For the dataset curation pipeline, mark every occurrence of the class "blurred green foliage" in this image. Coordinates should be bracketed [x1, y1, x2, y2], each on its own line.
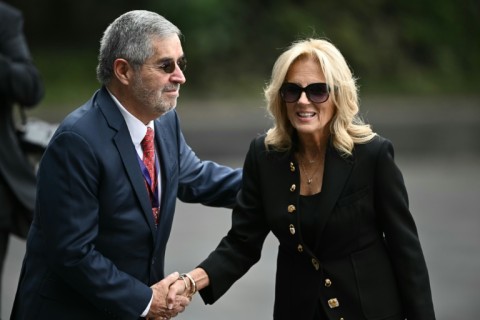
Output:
[6, 0, 480, 107]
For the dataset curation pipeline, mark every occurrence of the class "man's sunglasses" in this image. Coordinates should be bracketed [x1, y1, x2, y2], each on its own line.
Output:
[279, 82, 330, 103]
[157, 57, 187, 74]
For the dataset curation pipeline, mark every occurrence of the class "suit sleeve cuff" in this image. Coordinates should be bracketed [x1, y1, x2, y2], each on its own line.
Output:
[140, 290, 153, 317]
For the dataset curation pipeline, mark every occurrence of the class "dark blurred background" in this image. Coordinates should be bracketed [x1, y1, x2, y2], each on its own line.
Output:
[5, 0, 480, 106]
[2, 0, 480, 319]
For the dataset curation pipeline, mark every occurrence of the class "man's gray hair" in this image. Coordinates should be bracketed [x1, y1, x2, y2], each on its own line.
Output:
[96, 10, 181, 85]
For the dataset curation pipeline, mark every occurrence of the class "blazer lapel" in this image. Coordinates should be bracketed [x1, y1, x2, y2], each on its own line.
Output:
[114, 131, 158, 235]
[313, 143, 354, 248]
[97, 88, 158, 237]
[153, 116, 175, 229]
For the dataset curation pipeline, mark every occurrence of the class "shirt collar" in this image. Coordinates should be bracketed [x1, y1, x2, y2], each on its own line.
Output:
[107, 89, 154, 146]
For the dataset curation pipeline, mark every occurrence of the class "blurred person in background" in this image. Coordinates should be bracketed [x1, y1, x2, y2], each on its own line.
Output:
[169, 38, 436, 320]
[0, 1, 44, 315]
[10, 10, 241, 320]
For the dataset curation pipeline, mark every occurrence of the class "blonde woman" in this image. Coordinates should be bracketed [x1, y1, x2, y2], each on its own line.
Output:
[170, 38, 436, 320]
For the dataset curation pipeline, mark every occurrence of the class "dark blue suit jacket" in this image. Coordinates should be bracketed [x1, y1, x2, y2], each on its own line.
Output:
[11, 87, 241, 319]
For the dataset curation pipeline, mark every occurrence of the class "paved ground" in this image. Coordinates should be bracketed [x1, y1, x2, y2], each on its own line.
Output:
[2, 95, 479, 319]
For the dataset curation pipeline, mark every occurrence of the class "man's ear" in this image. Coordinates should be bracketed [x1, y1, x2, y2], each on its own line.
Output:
[113, 58, 134, 85]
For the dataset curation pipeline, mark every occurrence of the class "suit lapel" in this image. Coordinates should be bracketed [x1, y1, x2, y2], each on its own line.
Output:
[153, 116, 175, 229]
[114, 131, 158, 236]
[97, 88, 158, 237]
[313, 143, 354, 248]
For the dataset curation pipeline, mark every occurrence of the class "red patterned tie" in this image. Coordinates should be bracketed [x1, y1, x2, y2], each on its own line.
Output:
[141, 127, 159, 223]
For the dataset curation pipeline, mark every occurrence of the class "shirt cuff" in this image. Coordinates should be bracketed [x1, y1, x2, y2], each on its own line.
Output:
[140, 291, 153, 317]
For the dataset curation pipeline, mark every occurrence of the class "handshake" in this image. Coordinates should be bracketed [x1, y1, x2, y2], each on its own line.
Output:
[146, 269, 204, 320]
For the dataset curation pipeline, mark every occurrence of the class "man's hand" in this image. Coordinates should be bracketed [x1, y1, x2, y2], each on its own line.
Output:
[166, 276, 190, 309]
[146, 272, 190, 319]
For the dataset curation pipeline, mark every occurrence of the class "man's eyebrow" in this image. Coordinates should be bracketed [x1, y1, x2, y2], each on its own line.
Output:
[153, 55, 185, 64]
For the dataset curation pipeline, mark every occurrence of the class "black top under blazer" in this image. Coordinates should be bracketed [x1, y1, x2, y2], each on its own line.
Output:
[199, 134, 436, 320]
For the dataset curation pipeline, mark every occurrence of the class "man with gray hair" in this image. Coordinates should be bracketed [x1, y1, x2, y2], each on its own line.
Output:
[11, 10, 241, 320]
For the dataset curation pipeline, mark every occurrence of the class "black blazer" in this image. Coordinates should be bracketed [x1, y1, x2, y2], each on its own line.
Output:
[199, 134, 435, 320]
[0, 2, 44, 233]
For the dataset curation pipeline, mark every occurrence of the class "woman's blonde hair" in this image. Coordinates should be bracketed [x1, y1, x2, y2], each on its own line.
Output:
[264, 38, 376, 156]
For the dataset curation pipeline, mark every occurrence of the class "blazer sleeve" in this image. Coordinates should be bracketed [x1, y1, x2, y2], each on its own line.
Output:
[36, 130, 152, 318]
[198, 138, 271, 304]
[374, 139, 436, 320]
[0, 5, 44, 107]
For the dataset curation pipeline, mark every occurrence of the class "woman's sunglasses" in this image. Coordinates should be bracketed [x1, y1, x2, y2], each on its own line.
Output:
[279, 82, 330, 103]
